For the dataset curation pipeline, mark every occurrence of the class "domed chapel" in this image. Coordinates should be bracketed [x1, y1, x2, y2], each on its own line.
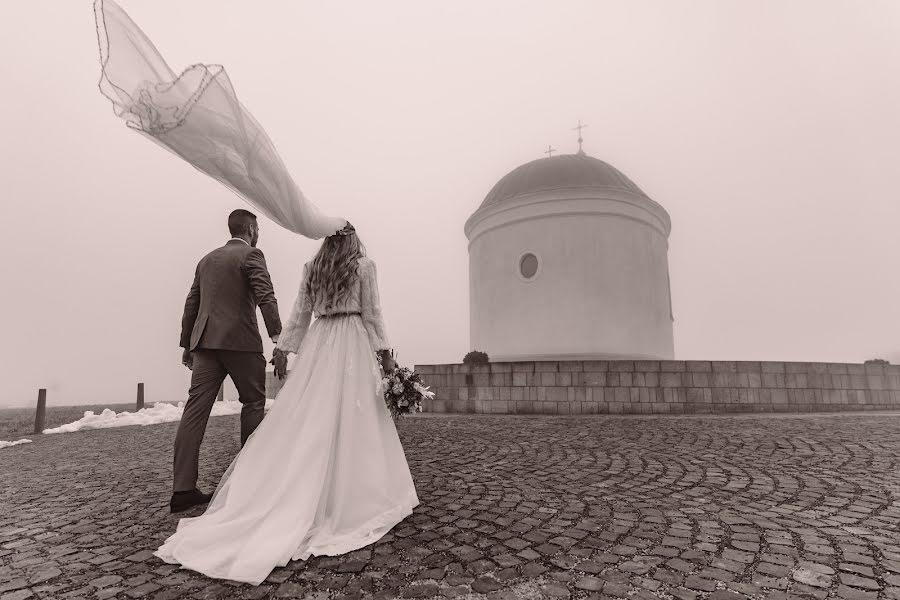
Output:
[464, 129, 675, 361]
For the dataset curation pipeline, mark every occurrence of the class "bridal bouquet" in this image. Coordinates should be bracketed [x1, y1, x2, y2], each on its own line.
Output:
[382, 360, 434, 419]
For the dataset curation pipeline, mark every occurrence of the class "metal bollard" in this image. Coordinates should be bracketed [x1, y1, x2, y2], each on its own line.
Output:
[137, 382, 145, 411]
[34, 389, 47, 434]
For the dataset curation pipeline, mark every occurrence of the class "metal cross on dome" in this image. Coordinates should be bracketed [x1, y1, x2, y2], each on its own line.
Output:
[573, 120, 588, 154]
[544, 145, 555, 158]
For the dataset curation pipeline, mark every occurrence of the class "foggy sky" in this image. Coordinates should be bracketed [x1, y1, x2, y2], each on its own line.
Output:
[1, 1, 898, 407]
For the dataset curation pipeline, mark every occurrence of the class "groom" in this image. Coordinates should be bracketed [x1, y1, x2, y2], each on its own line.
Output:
[171, 209, 282, 513]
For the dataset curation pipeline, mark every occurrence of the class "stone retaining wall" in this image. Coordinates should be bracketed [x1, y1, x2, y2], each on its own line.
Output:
[413, 360, 900, 415]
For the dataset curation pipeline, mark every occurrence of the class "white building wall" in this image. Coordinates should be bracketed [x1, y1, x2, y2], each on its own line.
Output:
[467, 189, 674, 361]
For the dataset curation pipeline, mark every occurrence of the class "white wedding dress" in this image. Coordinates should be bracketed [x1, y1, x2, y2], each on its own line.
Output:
[155, 256, 419, 585]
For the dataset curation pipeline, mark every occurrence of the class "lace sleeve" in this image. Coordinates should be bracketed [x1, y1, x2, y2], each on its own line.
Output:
[275, 263, 312, 354]
[360, 259, 391, 352]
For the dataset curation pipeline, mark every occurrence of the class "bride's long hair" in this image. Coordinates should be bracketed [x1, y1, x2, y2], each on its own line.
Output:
[305, 225, 366, 311]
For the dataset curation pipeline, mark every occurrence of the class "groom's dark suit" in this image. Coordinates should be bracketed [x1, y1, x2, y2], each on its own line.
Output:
[174, 239, 282, 493]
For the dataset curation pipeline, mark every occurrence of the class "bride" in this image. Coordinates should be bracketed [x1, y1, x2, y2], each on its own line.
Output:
[93, 0, 419, 583]
[154, 222, 419, 584]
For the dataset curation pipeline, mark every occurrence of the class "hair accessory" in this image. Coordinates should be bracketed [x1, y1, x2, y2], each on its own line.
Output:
[331, 222, 356, 237]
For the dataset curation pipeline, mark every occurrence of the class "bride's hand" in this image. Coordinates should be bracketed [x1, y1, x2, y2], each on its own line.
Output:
[378, 350, 396, 373]
[272, 349, 289, 380]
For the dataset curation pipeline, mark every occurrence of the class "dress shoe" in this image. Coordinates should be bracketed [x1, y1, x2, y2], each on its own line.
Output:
[170, 488, 213, 513]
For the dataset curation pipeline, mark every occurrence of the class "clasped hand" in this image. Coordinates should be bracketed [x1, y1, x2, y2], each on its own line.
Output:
[271, 348, 289, 380]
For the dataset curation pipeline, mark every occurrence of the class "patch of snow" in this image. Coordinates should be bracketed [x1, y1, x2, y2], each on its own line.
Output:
[0, 439, 33, 449]
[42, 400, 274, 435]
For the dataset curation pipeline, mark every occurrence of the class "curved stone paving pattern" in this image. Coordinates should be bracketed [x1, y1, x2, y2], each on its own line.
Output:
[1, 413, 899, 600]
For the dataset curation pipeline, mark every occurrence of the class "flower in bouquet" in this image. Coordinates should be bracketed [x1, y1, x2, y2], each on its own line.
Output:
[381, 353, 433, 418]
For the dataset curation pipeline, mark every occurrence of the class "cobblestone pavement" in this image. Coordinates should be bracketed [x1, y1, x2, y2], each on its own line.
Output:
[2, 412, 900, 600]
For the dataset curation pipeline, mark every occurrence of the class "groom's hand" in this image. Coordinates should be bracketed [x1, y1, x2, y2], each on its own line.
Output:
[182, 348, 194, 371]
[272, 349, 288, 380]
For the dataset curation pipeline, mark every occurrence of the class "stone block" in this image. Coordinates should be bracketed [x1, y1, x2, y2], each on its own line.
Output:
[607, 372, 620, 386]
[415, 364, 437, 375]
[808, 362, 828, 374]
[556, 372, 573, 386]
[613, 387, 629, 404]
[499, 387, 511, 401]
[619, 372, 634, 386]
[512, 362, 535, 373]
[558, 361, 584, 372]
[661, 373, 683, 388]
[446, 374, 465, 386]
[428, 400, 446, 413]
[547, 387, 568, 402]
[492, 401, 509, 413]
[580, 372, 607, 386]
[888, 375, 900, 389]
[643, 372, 660, 387]
[610, 361, 635, 372]
[536, 386, 547, 401]
[476, 387, 493, 401]
[539, 372, 556, 386]
[847, 363, 866, 375]
[687, 388, 710, 404]
[690, 372, 710, 387]
[535, 362, 559, 373]
[712, 373, 737, 388]
[886, 364, 900, 375]
[687, 361, 712, 373]
[661, 361, 686, 372]
[712, 361, 737, 372]
[490, 373, 511, 386]
[867, 376, 885, 390]
[761, 362, 785, 373]
[608, 401, 623, 414]
[630, 387, 641, 402]
[761, 373, 784, 388]
[490, 362, 513, 373]
[849, 375, 869, 390]
[635, 360, 661, 372]
[458, 387, 469, 401]
[583, 360, 609, 372]
[785, 374, 807, 388]
[472, 374, 490, 386]
[771, 389, 788, 404]
[864, 362, 885, 375]
[826, 362, 849, 374]
[525, 373, 540, 386]
[785, 362, 808, 374]
[591, 387, 605, 402]
[510, 387, 525, 401]
[736, 361, 762, 372]
[582, 401, 600, 414]
[511, 372, 527, 387]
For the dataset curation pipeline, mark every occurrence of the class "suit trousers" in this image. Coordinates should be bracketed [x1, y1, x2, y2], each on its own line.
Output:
[173, 349, 267, 492]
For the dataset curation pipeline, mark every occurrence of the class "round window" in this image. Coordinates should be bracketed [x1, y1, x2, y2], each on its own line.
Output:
[519, 253, 539, 279]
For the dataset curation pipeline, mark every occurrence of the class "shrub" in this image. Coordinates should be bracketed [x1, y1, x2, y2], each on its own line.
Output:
[463, 350, 490, 365]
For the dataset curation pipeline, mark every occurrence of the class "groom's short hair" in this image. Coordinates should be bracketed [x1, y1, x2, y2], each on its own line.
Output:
[228, 209, 257, 236]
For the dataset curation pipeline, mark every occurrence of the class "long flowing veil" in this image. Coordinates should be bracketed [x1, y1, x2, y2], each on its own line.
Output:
[93, 0, 347, 239]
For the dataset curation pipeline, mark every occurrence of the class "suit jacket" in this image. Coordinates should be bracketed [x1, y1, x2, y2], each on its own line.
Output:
[180, 240, 282, 353]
